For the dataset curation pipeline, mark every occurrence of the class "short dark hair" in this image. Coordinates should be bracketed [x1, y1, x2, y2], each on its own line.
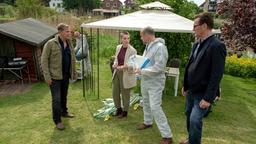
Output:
[195, 13, 214, 29]
[120, 31, 129, 38]
[141, 26, 155, 36]
[57, 23, 69, 33]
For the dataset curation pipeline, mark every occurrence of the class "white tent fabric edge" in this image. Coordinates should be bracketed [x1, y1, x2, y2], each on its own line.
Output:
[81, 10, 194, 33]
[81, 10, 220, 34]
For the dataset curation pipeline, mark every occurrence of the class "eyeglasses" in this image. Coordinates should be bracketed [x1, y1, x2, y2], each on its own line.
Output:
[193, 24, 201, 29]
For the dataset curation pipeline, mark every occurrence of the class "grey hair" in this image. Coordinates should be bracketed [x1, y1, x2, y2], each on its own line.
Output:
[141, 26, 155, 36]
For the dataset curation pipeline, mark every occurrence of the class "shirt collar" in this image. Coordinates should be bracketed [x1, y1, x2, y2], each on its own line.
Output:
[197, 33, 213, 44]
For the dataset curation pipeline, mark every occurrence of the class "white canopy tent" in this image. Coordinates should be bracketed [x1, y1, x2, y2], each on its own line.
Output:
[81, 10, 195, 33]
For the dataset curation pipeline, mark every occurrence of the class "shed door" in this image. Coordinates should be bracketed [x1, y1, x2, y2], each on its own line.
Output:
[0, 35, 15, 57]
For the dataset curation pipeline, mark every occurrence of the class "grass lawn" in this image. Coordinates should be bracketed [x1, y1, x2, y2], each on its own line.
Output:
[0, 59, 255, 144]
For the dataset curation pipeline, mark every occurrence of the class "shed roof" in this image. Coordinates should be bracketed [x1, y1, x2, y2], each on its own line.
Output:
[0, 18, 57, 47]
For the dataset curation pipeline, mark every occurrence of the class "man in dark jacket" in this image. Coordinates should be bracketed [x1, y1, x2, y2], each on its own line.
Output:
[180, 13, 227, 144]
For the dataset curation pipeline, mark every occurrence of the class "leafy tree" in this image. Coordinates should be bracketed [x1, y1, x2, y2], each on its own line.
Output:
[16, 0, 44, 18]
[63, 0, 100, 12]
[217, 0, 256, 52]
[0, 3, 14, 17]
[134, 0, 201, 19]
[0, 0, 15, 5]
[41, 0, 50, 6]
[63, 0, 79, 10]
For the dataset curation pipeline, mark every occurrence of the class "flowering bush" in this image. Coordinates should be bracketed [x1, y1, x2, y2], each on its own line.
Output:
[225, 55, 256, 78]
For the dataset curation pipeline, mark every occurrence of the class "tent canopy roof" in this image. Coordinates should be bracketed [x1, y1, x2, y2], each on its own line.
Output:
[81, 1, 220, 34]
[82, 10, 195, 33]
[140, 1, 173, 10]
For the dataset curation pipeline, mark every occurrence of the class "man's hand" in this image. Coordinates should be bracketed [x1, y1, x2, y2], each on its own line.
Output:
[181, 87, 188, 97]
[46, 79, 52, 86]
[199, 99, 211, 109]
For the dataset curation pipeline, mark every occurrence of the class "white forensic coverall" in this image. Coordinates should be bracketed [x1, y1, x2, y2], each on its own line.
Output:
[75, 34, 91, 76]
[141, 38, 173, 138]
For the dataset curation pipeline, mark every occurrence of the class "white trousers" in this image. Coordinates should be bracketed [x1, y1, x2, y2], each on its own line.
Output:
[141, 78, 173, 138]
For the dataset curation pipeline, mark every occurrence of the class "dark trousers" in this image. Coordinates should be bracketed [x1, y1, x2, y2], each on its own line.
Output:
[185, 92, 208, 144]
[50, 76, 69, 124]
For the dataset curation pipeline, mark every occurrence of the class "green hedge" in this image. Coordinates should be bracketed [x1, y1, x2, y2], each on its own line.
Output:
[225, 55, 256, 78]
[129, 31, 193, 66]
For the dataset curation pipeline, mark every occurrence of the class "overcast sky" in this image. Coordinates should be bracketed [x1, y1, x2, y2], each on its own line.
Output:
[120, 0, 205, 6]
[189, 0, 204, 5]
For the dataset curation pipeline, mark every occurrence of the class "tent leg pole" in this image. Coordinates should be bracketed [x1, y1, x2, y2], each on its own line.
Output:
[81, 27, 85, 98]
[90, 28, 94, 93]
[97, 28, 100, 100]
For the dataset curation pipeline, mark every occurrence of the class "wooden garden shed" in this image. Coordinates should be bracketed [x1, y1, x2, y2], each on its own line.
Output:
[0, 18, 57, 82]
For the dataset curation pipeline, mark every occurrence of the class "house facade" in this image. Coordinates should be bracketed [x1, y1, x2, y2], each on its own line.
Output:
[102, 0, 122, 10]
[93, 0, 122, 18]
[200, 0, 223, 13]
[49, 0, 64, 12]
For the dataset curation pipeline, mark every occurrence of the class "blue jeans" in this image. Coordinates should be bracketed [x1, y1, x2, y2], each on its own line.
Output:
[185, 92, 208, 144]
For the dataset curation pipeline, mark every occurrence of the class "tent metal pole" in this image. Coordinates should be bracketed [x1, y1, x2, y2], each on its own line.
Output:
[81, 27, 85, 98]
[97, 28, 100, 99]
[90, 28, 94, 92]
[118, 30, 121, 44]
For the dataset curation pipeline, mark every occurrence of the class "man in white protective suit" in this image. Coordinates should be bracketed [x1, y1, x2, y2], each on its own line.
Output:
[135, 26, 173, 144]
[73, 31, 91, 76]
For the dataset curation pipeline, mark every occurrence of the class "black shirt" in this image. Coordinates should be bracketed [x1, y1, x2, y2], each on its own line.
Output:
[58, 37, 71, 78]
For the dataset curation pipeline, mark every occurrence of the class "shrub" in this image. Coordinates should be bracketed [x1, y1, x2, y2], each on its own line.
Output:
[225, 55, 256, 78]
[129, 31, 193, 66]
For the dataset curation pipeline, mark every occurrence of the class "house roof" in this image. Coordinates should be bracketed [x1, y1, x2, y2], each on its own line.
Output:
[0, 18, 57, 47]
[199, 2, 206, 7]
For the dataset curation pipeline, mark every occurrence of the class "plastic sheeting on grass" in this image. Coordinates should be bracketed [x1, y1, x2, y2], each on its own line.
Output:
[93, 93, 142, 121]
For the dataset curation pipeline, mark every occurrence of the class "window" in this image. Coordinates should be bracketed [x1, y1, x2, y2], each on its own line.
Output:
[57, 3, 61, 7]
[106, 3, 110, 7]
[113, 3, 117, 7]
[208, 5, 216, 12]
[53, 3, 55, 7]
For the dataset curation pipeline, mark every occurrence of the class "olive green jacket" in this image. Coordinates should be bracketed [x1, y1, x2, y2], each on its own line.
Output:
[41, 35, 77, 81]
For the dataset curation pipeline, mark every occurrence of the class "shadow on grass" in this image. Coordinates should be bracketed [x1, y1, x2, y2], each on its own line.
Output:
[50, 119, 85, 144]
[0, 82, 49, 108]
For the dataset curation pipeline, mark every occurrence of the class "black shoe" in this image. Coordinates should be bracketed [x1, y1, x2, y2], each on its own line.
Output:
[114, 108, 123, 116]
[62, 113, 75, 118]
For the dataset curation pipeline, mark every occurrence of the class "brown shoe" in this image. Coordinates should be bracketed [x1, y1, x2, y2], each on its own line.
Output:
[179, 139, 189, 144]
[137, 123, 152, 130]
[117, 111, 127, 119]
[160, 138, 173, 144]
[56, 122, 65, 130]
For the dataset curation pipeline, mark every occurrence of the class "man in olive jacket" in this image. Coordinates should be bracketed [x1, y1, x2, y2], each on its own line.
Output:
[41, 23, 77, 130]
